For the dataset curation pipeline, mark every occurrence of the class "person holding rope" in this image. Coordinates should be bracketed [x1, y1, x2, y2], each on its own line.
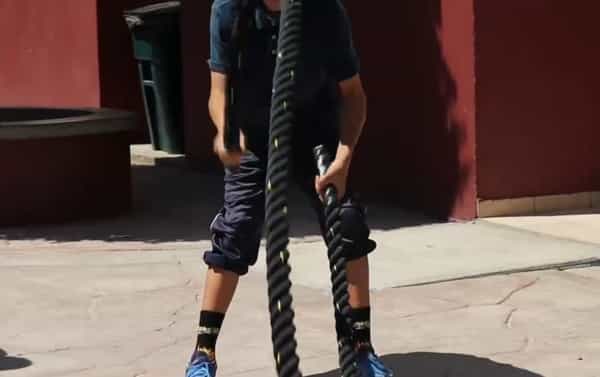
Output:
[186, 1, 393, 377]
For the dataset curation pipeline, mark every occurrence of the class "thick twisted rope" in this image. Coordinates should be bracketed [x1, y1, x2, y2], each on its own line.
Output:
[265, 2, 359, 377]
[313, 146, 360, 377]
[265, 1, 302, 377]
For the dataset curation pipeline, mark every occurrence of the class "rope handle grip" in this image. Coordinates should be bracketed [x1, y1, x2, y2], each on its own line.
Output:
[313, 145, 338, 205]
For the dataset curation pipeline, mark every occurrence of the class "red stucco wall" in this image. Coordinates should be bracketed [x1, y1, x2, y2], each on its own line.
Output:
[6, 0, 599, 220]
[345, 0, 477, 219]
[475, 0, 600, 199]
[0, 0, 100, 107]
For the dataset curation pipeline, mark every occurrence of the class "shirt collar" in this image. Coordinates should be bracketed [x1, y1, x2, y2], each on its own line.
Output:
[254, 3, 280, 30]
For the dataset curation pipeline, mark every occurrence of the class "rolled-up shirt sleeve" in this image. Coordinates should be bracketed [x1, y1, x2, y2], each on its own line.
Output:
[208, 1, 233, 73]
[324, 0, 360, 82]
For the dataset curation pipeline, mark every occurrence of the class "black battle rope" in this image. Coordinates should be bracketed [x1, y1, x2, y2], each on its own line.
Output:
[263, 1, 359, 377]
[313, 146, 360, 377]
[265, 0, 303, 376]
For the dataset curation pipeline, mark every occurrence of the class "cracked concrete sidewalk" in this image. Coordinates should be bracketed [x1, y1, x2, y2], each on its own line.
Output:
[1, 147, 599, 376]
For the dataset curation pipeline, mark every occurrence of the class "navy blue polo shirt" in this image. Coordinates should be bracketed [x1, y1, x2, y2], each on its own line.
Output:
[208, 0, 360, 149]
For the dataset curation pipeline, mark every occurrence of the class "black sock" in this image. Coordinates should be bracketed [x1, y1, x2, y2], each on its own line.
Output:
[195, 311, 225, 358]
[350, 307, 372, 351]
[335, 310, 352, 340]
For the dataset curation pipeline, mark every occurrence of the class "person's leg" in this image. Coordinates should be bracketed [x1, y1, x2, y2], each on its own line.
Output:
[347, 255, 372, 350]
[347, 256, 369, 308]
[189, 152, 266, 370]
[201, 268, 239, 314]
[194, 268, 239, 361]
[294, 147, 392, 375]
[331, 195, 377, 351]
[293, 148, 377, 347]
[328, 195, 393, 377]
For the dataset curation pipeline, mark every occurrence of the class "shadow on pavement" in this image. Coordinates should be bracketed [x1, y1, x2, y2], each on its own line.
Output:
[0, 349, 32, 371]
[0, 162, 437, 244]
[309, 353, 543, 377]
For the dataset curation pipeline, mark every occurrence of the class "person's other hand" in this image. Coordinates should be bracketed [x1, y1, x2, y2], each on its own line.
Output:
[213, 131, 246, 168]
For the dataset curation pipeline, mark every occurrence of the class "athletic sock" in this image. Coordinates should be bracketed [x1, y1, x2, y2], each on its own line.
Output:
[350, 307, 373, 352]
[195, 311, 225, 360]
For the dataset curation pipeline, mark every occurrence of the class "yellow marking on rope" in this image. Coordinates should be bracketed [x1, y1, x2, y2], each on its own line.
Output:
[277, 353, 281, 364]
[268, 180, 272, 191]
[274, 138, 279, 148]
[283, 101, 288, 111]
[278, 300, 282, 312]
[278, 52, 283, 59]
[290, 70, 295, 80]
[283, 206, 288, 215]
[336, 304, 340, 311]
[333, 265, 337, 272]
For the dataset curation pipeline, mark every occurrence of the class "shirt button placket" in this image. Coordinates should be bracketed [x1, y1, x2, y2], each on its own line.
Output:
[271, 18, 278, 56]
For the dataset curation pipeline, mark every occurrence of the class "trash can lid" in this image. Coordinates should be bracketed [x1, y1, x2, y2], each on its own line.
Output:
[124, 1, 181, 16]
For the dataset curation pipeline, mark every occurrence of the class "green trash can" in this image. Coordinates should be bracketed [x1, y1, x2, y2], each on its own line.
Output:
[124, 1, 184, 154]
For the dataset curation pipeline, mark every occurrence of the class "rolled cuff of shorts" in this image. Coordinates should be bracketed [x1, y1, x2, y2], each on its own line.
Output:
[343, 239, 376, 261]
[207, 59, 229, 74]
[203, 249, 250, 276]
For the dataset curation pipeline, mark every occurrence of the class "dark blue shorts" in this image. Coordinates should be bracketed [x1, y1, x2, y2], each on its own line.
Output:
[203, 146, 376, 276]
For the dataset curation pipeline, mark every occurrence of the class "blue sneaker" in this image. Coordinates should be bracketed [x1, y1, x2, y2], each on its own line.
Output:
[186, 351, 217, 377]
[356, 350, 393, 377]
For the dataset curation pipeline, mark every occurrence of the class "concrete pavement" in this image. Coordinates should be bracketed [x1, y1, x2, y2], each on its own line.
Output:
[2, 247, 599, 377]
[1, 147, 599, 376]
[484, 209, 600, 246]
